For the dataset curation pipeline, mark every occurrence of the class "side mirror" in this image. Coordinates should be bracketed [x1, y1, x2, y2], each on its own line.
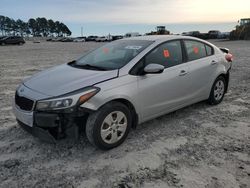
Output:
[143, 64, 164, 74]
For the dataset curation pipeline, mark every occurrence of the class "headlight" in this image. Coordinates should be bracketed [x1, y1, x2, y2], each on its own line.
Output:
[36, 98, 73, 110]
[36, 87, 99, 111]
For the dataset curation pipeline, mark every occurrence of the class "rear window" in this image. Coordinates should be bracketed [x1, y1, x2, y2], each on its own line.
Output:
[184, 40, 207, 61]
[205, 45, 213, 56]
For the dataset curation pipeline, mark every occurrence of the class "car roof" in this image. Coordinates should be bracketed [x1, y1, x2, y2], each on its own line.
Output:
[121, 35, 200, 42]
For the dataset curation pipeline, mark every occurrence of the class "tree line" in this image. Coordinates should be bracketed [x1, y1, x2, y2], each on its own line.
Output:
[0, 15, 72, 37]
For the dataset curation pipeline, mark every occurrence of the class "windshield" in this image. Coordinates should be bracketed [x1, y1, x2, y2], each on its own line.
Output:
[71, 40, 153, 70]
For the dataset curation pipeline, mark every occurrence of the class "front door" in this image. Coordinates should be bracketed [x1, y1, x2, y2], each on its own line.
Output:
[136, 40, 191, 121]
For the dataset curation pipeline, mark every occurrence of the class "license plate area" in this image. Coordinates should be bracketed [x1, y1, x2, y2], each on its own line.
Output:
[13, 105, 33, 127]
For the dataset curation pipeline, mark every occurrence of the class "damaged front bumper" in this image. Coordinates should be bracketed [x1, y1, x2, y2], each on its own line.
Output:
[13, 103, 89, 143]
[18, 120, 57, 143]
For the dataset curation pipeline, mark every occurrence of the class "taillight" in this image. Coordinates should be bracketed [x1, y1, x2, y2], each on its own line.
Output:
[225, 53, 233, 62]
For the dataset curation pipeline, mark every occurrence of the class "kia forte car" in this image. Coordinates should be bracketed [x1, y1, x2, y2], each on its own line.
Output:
[13, 35, 233, 150]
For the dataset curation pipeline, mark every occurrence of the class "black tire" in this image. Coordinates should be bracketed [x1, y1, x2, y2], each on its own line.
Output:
[208, 76, 226, 105]
[1, 42, 5, 46]
[85, 102, 132, 150]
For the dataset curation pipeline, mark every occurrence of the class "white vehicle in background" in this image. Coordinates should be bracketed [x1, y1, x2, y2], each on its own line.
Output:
[95, 35, 112, 42]
[125, 32, 140, 38]
[95, 36, 107, 42]
[73, 37, 86, 42]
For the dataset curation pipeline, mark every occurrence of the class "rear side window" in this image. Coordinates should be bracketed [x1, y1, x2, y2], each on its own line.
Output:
[205, 45, 213, 56]
[145, 40, 183, 68]
[184, 40, 207, 61]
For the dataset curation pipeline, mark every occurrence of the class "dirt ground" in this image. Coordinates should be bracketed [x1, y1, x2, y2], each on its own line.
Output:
[0, 40, 249, 188]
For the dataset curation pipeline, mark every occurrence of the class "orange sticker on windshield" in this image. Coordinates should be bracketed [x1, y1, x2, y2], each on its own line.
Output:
[102, 48, 109, 54]
[163, 49, 170, 58]
[193, 47, 199, 54]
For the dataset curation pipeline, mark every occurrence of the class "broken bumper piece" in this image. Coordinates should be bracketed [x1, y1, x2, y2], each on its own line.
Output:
[18, 120, 56, 143]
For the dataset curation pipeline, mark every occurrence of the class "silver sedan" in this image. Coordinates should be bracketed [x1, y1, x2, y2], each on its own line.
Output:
[13, 35, 233, 149]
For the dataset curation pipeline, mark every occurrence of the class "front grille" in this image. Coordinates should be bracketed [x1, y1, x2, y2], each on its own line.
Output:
[15, 92, 34, 111]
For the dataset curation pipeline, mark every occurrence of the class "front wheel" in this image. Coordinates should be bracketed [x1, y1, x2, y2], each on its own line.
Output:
[208, 76, 226, 105]
[85, 102, 132, 150]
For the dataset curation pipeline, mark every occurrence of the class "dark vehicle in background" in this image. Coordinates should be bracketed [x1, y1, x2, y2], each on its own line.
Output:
[50, 38, 63, 42]
[181, 32, 189, 36]
[196, 33, 209, 40]
[60, 37, 73, 42]
[47, 37, 73, 42]
[218, 32, 230, 39]
[182, 31, 208, 39]
[208, 30, 221, 39]
[112, 35, 123, 41]
[183, 30, 224, 40]
[86, 36, 98, 41]
[0, 36, 25, 45]
[182, 31, 201, 38]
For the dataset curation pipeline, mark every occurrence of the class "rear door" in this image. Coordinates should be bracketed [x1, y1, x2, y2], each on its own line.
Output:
[135, 40, 191, 121]
[183, 40, 218, 100]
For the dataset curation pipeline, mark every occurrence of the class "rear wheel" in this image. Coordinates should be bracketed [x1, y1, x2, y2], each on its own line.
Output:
[85, 102, 132, 150]
[1, 42, 6, 46]
[208, 76, 226, 105]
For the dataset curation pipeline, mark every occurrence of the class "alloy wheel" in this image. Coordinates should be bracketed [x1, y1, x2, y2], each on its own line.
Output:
[100, 111, 127, 144]
[214, 80, 225, 101]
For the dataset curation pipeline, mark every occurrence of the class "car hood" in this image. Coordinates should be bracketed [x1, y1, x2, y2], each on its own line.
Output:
[24, 64, 118, 97]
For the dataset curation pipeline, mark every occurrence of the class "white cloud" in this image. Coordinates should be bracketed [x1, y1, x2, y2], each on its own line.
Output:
[1, 0, 249, 24]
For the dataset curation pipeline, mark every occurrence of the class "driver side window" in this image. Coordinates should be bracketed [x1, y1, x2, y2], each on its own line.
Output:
[144, 40, 183, 68]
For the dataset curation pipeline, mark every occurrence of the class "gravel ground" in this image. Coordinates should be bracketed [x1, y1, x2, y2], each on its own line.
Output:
[0, 40, 249, 188]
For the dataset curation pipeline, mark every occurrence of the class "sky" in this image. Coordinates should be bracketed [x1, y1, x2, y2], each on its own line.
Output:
[1, 0, 249, 36]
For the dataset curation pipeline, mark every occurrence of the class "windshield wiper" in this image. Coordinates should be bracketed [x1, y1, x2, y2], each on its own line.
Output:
[80, 64, 107, 70]
[68, 61, 107, 71]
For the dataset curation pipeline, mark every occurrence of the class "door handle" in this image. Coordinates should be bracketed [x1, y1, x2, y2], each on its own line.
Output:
[211, 60, 218, 65]
[179, 70, 188, 76]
